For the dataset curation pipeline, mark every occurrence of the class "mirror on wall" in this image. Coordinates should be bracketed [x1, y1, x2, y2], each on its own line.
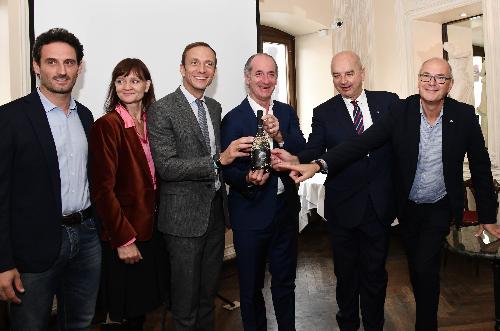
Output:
[443, 14, 486, 144]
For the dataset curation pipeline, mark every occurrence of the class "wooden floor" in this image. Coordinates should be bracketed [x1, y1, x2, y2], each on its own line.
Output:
[134, 216, 498, 331]
[1, 216, 496, 331]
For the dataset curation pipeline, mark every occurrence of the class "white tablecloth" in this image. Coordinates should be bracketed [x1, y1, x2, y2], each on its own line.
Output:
[298, 173, 327, 232]
[296, 165, 500, 232]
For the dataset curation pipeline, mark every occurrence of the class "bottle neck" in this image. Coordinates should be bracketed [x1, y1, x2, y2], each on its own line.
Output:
[256, 121, 264, 134]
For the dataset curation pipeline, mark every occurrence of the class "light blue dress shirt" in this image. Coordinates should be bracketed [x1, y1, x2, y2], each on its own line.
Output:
[409, 103, 447, 203]
[37, 89, 90, 215]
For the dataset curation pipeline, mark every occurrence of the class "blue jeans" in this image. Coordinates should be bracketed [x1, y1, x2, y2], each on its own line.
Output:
[9, 218, 102, 331]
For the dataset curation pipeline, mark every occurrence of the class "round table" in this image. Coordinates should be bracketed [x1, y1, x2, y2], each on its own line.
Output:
[446, 225, 500, 330]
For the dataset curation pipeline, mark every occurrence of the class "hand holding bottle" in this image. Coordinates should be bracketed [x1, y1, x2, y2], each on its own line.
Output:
[220, 136, 254, 166]
[263, 114, 283, 143]
[246, 169, 270, 186]
[270, 148, 299, 171]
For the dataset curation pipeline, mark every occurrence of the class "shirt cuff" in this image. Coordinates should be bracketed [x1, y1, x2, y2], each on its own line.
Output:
[119, 237, 136, 247]
[312, 159, 328, 174]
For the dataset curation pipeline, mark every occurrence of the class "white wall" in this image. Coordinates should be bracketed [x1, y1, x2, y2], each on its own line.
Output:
[7, 0, 30, 101]
[411, 20, 443, 91]
[295, 33, 333, 139]
[0, 0, 10, 104]
[372, 0, 402, 96]
[34, 0, 257, 118]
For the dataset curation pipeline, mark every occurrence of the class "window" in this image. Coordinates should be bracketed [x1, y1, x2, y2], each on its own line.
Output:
[260, 25, 296, 111]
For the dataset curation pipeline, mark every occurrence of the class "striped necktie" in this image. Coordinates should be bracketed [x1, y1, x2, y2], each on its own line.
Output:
[195, 99, 211, 151]
[351, 99, 364, 135]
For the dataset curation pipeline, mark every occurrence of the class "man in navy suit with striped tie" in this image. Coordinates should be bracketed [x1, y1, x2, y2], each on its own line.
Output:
[273, 51, 398, 331]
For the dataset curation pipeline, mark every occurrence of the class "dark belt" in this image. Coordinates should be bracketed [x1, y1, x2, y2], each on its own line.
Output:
[62, 207, 92, 225]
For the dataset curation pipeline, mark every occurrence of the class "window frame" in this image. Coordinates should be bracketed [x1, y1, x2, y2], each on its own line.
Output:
[259, 25, 297, 111]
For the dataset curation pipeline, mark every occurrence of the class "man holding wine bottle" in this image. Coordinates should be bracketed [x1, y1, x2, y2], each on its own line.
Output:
[221, 53, 306, 331]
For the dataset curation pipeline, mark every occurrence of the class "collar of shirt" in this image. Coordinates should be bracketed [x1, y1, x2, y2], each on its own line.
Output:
[419, 101, 444, 127]
[341, 89, 367, 111]
[115, 104, 146, 129]
[341, 89, 374, 130]
[247, 95, 274, 117]
[180, 84, 205, 105]
[37, 87, 77, 114]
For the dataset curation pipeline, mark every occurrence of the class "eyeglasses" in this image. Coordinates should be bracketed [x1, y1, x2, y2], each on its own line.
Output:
[419, 73, 452, 84]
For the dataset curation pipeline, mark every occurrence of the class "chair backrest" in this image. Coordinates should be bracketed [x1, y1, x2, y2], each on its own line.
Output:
[463, 178, 474, 211]
[463, 178, 500, 214]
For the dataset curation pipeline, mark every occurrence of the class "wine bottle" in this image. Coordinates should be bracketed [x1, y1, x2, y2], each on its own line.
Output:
[251, 109, 271, 172]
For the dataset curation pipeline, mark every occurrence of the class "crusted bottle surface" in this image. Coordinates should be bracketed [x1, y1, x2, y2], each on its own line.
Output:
[251, 109, 271, 172]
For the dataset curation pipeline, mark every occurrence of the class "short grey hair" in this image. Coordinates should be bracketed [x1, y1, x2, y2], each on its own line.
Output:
[243, 53, 278, 77]
[419, 57, 453, 79]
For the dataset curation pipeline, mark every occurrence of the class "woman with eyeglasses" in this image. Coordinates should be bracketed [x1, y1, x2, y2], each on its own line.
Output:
[89, 58, 167, 331]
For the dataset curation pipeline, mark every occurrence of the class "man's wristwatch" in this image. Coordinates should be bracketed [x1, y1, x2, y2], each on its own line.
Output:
[312, 159, 328, 174]
[212, 154, 222, 170]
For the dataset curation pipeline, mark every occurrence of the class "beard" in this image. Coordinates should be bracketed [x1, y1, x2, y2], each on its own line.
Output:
[40, 74, 77, 95]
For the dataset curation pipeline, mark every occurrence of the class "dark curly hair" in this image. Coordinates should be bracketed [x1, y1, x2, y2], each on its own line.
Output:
[32, 28, 84, 64]
[104, 58, 156, 113]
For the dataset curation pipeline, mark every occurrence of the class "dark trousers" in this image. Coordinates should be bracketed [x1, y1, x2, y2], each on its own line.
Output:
[164, 191, 225, 331]
[232, 195, 298, 331]
[328, 200, 390, 331]
[400, 197, 451, 331]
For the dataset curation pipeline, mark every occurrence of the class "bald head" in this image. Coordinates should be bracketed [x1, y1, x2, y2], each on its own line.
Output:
[331, 51, 363, 73]
[419, 57, 453, 78]
[331, 51, 365, 99]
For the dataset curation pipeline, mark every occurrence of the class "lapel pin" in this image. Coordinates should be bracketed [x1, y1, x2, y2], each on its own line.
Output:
[450, 119, 454, 123]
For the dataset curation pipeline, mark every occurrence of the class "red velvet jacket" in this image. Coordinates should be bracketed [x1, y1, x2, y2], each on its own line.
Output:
[89, 110, 157, 248]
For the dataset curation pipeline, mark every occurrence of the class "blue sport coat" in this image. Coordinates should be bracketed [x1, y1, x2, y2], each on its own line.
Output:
[221, 98, 306, 230]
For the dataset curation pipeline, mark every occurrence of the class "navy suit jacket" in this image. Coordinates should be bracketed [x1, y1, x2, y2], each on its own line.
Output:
[221, 98, 306, 230]
[299, 91, 399, 227]
[324, 94, 496, 225]
[0, 92, 94, 273]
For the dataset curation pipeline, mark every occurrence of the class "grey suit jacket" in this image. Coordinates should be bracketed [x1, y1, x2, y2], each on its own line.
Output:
[147, 87, 227, 237]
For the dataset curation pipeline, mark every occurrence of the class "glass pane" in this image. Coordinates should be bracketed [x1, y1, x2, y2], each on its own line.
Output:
[263, 42, 288, 104]
[473, 56, 483, 109]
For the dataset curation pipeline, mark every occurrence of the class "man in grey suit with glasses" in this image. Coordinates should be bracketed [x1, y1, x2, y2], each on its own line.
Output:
[147, 42, 253, 331]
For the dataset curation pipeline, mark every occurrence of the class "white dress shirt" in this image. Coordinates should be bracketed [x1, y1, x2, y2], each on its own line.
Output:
[341, 89, 374, 130]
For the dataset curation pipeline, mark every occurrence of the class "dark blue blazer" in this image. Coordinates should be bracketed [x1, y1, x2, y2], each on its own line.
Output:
[221, 98, 306, 230]
[299, 91, 399, 227]
[324, 94, 496, 225]
[0, 92, 94, 273]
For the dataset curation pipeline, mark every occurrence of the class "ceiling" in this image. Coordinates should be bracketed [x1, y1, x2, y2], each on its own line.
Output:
[260, 11, 327, 36]
[452, 16, 483, 47]
[419, 2, 482, 23]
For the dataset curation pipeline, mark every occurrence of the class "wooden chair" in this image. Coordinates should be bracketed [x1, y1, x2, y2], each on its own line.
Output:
[461, 179, 479, 226]
[461, 178, 500, 226]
